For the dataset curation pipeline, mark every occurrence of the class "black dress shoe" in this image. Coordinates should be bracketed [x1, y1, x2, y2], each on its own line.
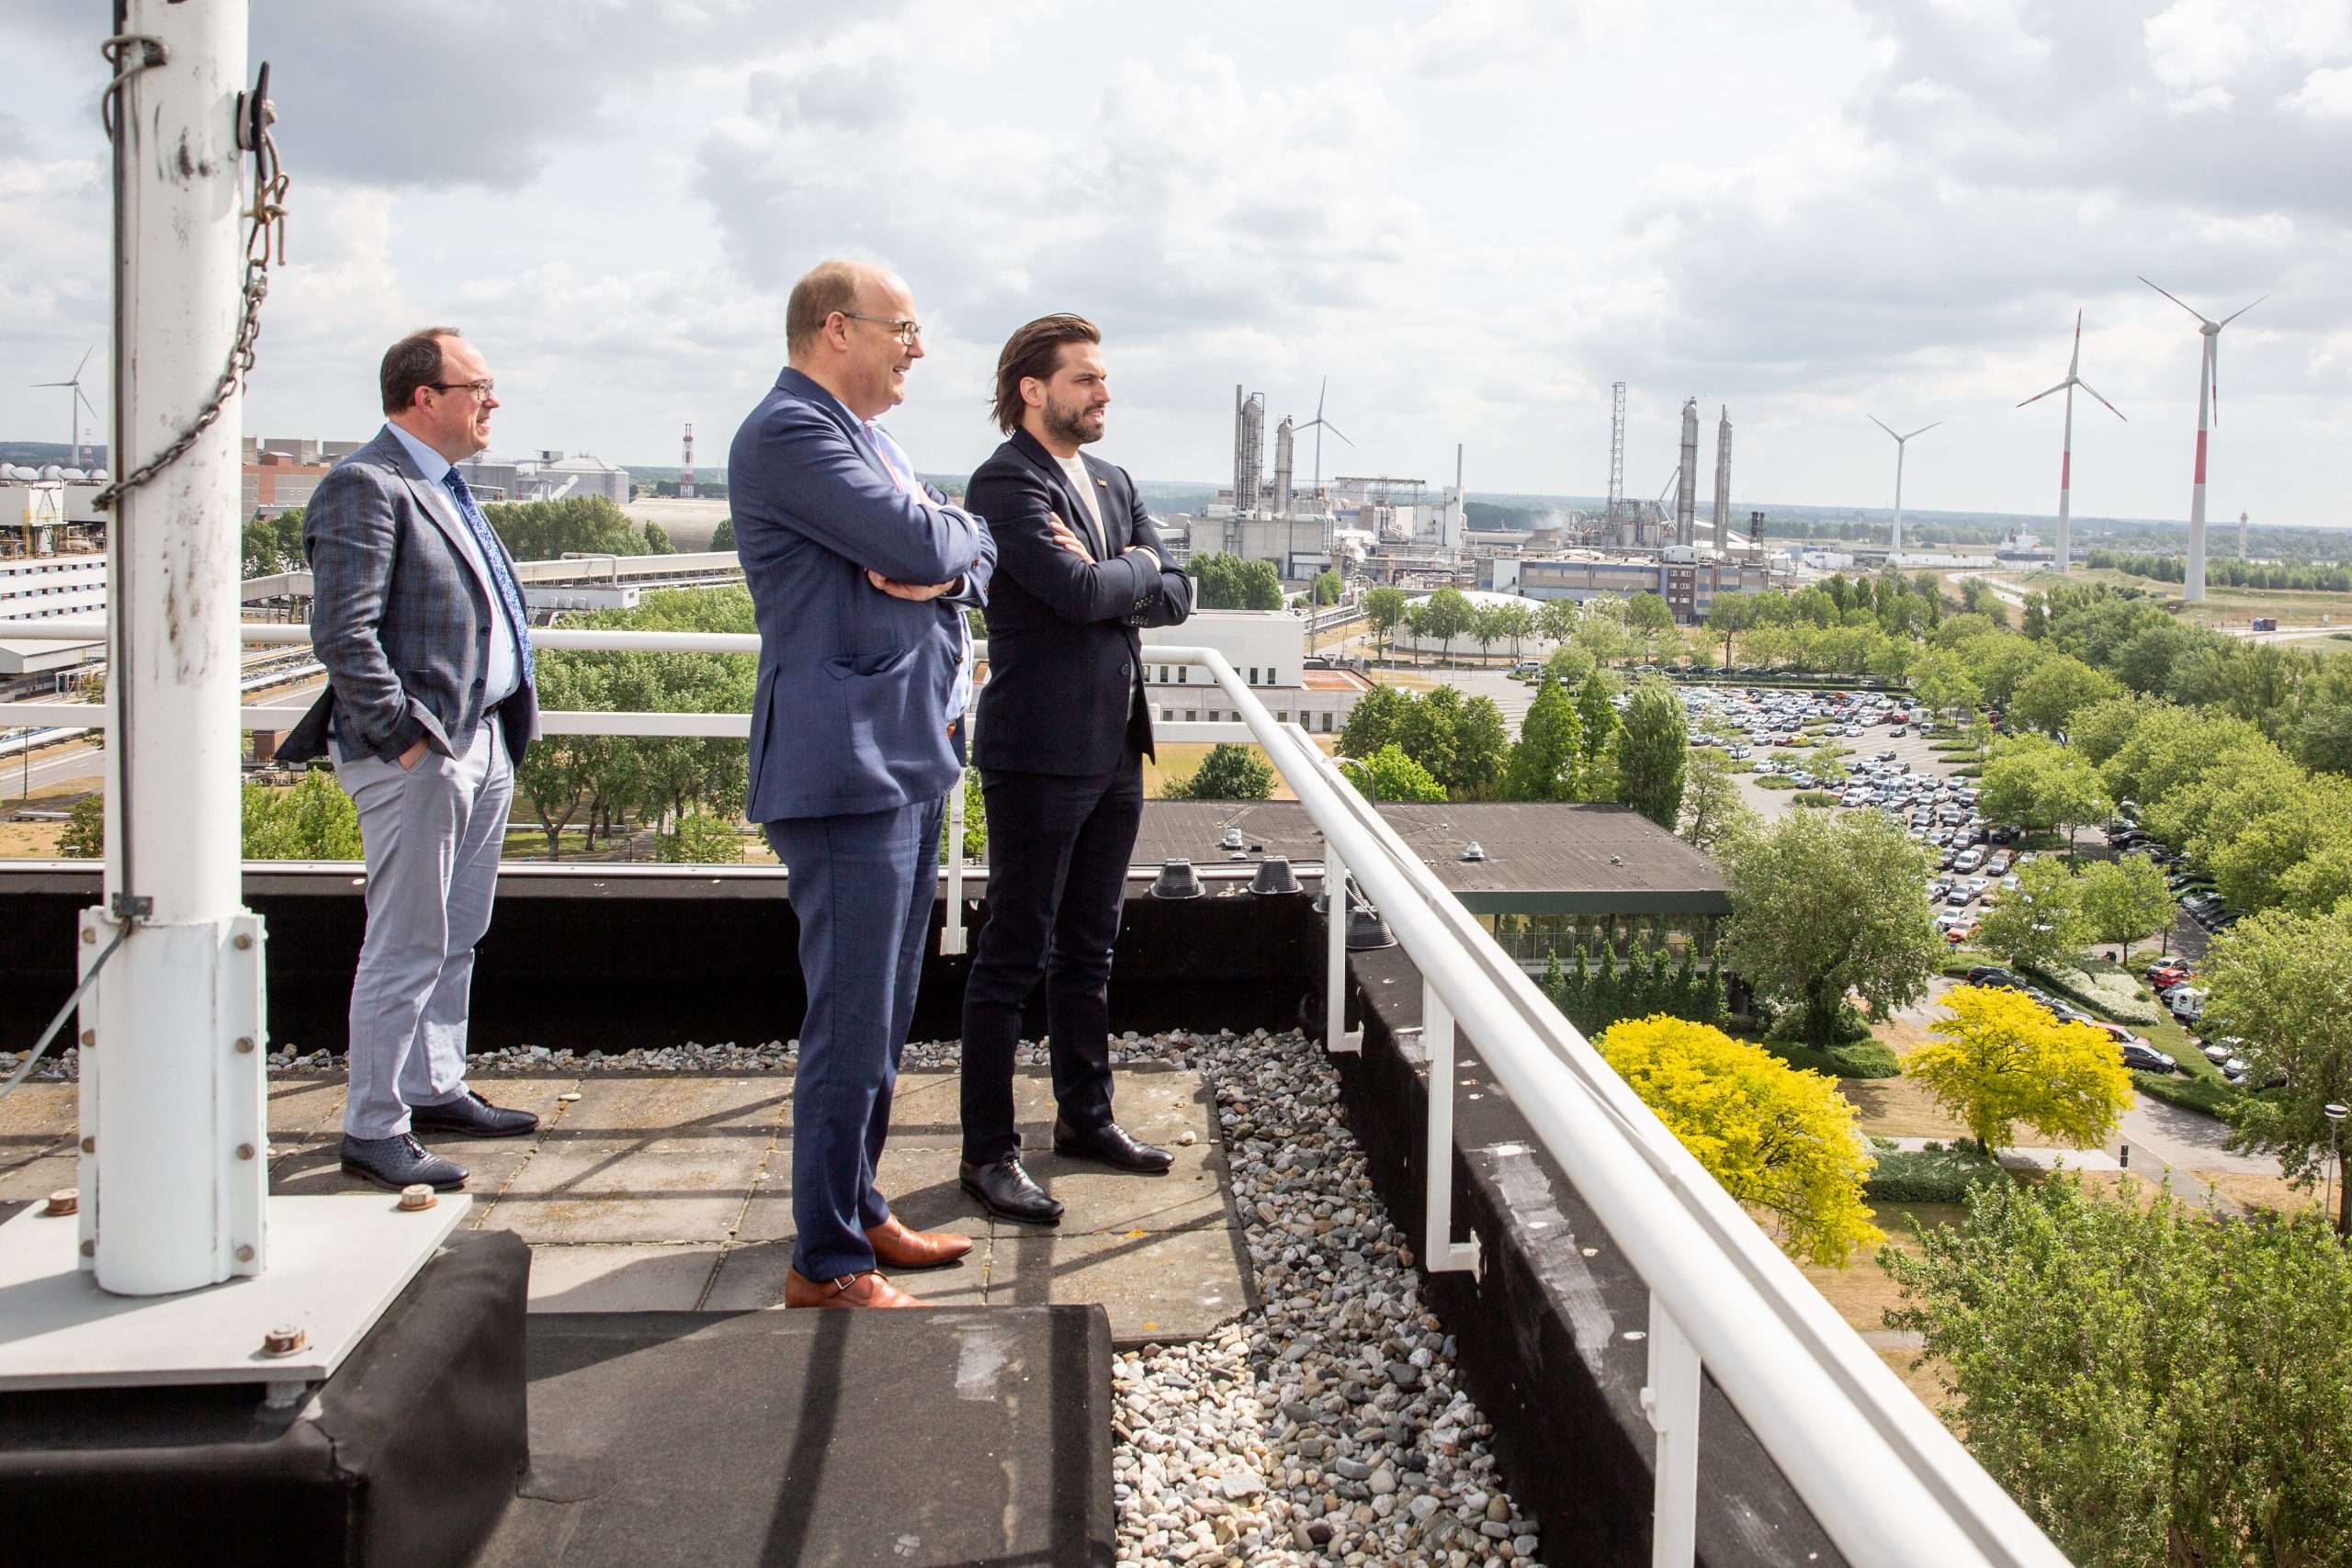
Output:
[341, 1133, 467, 1192]
[960, 1155, 1063, 1225]
[1052, 1115, 1174, 1174]
[410, 1089, 539, 1139]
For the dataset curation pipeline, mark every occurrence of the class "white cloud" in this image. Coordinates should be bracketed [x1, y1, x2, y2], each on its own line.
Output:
[2283, 62, 2352, 117]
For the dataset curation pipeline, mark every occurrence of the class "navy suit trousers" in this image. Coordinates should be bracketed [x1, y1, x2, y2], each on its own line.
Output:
[959, 759, 1142, 1165]
[766, 795, 944, 1281]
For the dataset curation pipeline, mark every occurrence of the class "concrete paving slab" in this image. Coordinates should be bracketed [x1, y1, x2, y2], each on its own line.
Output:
[0, 1155, 78, 1213]
[992, 1225, 1251, 1345]
[481, 1078, 786, 1245]
[526, 1243, 723, 1313]
[1011, 1067, 1231, 1235]
[735, 1139, 978, 1245]
[420, 1077, 582, 1200]
[700, 1236, 989, 1312]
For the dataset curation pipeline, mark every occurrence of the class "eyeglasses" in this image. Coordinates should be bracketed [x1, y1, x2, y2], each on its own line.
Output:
[839, 312, 922, 346]
[427, 379, 496, 400]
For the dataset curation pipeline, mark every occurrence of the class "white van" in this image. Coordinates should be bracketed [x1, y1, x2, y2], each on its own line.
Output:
[2168, 987, 2206, 1023]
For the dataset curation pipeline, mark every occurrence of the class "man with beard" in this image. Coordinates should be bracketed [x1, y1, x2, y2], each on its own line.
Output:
[957, 314, 1194, 1224]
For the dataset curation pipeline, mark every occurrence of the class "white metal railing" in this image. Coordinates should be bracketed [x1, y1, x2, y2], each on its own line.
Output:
[4, 616, 2067, 1565]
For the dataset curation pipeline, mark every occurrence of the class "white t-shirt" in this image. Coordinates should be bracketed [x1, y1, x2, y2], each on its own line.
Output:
[1057, 453, 1105, 552]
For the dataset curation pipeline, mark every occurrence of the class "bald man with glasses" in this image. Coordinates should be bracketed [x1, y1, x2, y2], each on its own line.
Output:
[730, 260, 996, 1309]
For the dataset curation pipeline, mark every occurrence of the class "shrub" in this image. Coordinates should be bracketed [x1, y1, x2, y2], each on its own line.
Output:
[1864, 1145, 2006, 1202]
[1792, 791, 1841, 807]
[1764, 1038, 1904, 1079]
[2132, 1070, 2240, 1119]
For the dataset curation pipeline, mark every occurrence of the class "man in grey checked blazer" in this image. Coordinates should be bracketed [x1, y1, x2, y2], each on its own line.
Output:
[282, 328, 546, 1192]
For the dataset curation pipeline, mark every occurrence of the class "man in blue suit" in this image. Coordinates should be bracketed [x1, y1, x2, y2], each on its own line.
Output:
[730, 260, 996, 1309]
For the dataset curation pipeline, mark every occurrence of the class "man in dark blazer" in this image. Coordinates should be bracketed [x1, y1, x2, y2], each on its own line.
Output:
[957, 314, 1194, 1224]
[731, 260, 996, 1308]
[282, 328, 544, 1192]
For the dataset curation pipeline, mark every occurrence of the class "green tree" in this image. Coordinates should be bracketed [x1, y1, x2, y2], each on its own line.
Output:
[1534, 596, 1580, 649]
[1447, 694, 1510, 798]
[1234, 558, 1283, 611]
[1596, 1016, 1883, 1267]
[2009, 653, 2122, 738]
[1502, 675, 1584, 802]
[1418, 587, 1473, 662]
[709, 516, 736, 552]
[1884, 1176, 2352, 1568]
[2075, 855, 2175, 964]
[1616, 679, 1688, 829]
[2203, 906, 2352, 1232]
[482, 495, 674, 561]
[1678, 747, 1758, 859]
[1310, 569, 1343, 606]
[1906, 984, 2132, 1154]
[1163, 742, 1276, 800]
[239, 507, 307, 578]
[59, 794, 104, 858]
[1576, 670, 1619, 798]
[1363, 585, 1408, 660]
[1467, 602, 1510, 665]
[1541, 640, 1595, 691]
[1350, 741, 1446, 803]
[1184, 552, 1280, 611]
[1706, 591, 1757, 668]
[241, 770, 365, 860]
[655, 808, 746, 863]
[1339, 684, 1410, 761]
[1973, 858, 2091, 976]
[1722, 809, 1939, 1044]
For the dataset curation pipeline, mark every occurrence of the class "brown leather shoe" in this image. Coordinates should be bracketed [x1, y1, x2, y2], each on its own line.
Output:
[783, 1268, 928, 1309]
[865, 1214, 974, 1270]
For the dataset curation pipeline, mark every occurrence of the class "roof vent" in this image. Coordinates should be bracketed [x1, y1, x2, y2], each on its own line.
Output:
[1462, 841, 1486, 862]
[1219, 826, 1246, 851]
[1149, 858, 1204, 900]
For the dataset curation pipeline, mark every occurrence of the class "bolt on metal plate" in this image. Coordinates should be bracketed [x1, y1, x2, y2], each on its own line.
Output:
[260, 1325, 307, 1358]
[397, 1184, 437, 1212]
[43, 1190, 78, 1217]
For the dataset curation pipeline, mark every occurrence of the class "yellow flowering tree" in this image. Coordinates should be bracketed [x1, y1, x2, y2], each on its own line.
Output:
[1906, 986, 2133, 1155]
[1596, 1015, 1883, 1266]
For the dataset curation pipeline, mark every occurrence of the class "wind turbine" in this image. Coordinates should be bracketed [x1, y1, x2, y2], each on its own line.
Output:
[1869, 416, 1939, 560]
[2140, 276, 2274, 604]
[2017, 311, 2125, 574]
[31, 347, 101, 469]
[1294, 376, 1353, 496]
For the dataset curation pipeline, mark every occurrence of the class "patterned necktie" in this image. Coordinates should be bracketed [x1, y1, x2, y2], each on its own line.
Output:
[864, 422, 972, 725]
[441, 468, 535, 683]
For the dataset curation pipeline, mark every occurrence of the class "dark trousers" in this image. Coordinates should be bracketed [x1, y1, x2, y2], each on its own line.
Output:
[959, 758, 1144, 1165]
[765, 795, 944, 1281]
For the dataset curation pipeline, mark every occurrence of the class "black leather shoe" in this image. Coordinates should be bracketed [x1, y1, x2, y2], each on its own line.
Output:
[1052, 1115, 1174, 1174]
[960, 1155, 1064, 1225]
[410, 1089, 539, 1139]
[340, 1133, 467, 1192]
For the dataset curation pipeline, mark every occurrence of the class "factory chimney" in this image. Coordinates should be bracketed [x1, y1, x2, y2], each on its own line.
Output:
[1234, 387, 1265, 514]
[1272, 417, 1295, 518]
[679, 423, 695, 499]
[1712, 406, 1732, 552]
[1676, 397, 1699, 547]
[2239, 509, 2248, 559]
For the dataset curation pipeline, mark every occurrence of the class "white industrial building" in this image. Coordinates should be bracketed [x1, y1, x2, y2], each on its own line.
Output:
[0, 547, 107, 678]
[1137, 610, 1371, 734]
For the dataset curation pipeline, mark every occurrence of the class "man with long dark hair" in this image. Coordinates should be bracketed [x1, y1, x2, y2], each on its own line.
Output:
[957, 315, 1193, 1224]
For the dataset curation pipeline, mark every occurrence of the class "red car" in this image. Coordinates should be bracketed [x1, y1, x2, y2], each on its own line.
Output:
[2146, 964, 2192, 989]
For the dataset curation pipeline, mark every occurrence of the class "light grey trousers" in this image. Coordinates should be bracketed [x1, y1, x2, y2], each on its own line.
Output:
[335, 718, 513, 1139]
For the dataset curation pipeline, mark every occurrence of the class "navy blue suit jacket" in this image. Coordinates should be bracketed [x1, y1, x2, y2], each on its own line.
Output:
[967, 430, 1193, 776]
[730, 369, 996, 821]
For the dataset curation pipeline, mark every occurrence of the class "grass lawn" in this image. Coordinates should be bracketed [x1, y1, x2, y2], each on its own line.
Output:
[1785, 1201, 1964, 1415]
[2013, 565, 2352, 630]
[1142, 736, 1339, 802]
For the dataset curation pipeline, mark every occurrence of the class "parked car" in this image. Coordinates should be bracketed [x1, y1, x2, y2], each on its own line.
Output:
[2168, 987, 2207, 1022]
[2120, 1042, 2178, 1074]
[1964, 964, 2025, 988]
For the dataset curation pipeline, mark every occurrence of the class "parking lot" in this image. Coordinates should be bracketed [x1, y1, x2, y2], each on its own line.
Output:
[1680, 684, 2012, 946]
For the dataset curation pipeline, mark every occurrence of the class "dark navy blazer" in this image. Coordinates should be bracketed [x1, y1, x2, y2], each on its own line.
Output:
[730, 368, 996, 821]
[967, 429, 1193, 776]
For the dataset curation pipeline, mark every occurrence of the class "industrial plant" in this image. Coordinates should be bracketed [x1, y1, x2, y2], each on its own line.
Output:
[1171, 378, 1781, 626]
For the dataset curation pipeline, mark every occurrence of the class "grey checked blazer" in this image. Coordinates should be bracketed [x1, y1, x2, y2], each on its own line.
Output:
[281, 425, 541, 766]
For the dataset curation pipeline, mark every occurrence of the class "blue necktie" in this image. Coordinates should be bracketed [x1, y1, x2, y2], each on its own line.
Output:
[441, 468, 534, 684]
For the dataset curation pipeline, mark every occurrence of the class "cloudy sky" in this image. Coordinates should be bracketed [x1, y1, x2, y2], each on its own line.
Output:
[4, 0, 2348, 526]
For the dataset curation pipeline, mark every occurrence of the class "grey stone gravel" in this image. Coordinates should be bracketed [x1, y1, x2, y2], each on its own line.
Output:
[7, 1023, 1543, 1564]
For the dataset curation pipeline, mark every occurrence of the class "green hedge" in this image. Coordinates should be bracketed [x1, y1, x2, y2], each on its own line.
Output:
[1756, 776, 1801, 790]
[1865, 1145, 2007, 1202]
[2132, 1070, 2239, 1119]
[1765, 1038, 1903, 1078]
[1792, 791, 1841, 807]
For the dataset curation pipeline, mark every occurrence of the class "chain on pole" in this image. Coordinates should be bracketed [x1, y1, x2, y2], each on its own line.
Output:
[91, 46, 288, 515]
